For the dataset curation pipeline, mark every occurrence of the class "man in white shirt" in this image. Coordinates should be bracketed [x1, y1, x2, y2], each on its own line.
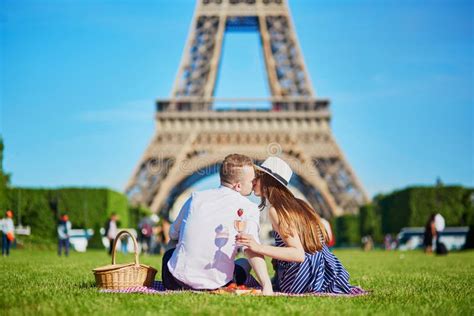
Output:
[104, 213, 119, 255]
[57, 214, 72, 257]
[162, 154, 273, 295]
[1, 210, 15, 257]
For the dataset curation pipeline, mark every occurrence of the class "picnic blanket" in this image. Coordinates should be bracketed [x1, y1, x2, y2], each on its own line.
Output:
[100, 280, 368, 297]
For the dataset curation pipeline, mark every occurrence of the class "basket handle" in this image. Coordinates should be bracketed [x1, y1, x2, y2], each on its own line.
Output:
[111, 230, 140, 266]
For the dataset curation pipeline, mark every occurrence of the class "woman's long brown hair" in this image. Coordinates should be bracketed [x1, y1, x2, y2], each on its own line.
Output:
[257, 171, 329, 253]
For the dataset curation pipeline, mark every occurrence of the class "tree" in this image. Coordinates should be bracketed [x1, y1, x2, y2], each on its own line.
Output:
[0, 136, 11, 210]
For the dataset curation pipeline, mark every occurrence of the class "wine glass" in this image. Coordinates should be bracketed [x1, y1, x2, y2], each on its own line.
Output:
[234, 219, 247, 235]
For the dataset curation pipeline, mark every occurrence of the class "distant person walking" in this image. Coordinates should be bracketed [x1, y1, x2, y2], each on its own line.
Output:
[57, 214, 72, 257]
[384, 234, 393, 250]
[1, 210, 15, 257]
[423, 214, 436, 254]
[434, 213, 448, 255]
[104, 213, 119, 255]
[138, 217, 154, 254]
[362, 235, 374, 251]
[434, 213, 445, 239]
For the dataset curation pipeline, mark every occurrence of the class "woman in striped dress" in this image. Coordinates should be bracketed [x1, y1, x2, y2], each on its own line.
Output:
[237, 157, 363, 294]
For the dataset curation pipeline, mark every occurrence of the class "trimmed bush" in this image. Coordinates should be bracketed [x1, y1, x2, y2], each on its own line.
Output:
[334, 185, 473, 246]
[334, 214, 360, 246]
[4, 187, 129, 244]
[0, 137, 10, 212]
[378, 186, 473, 234]
[359, 203, 383, 243]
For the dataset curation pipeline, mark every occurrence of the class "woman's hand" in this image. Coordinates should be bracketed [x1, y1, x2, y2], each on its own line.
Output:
[236, 234, 262, 253]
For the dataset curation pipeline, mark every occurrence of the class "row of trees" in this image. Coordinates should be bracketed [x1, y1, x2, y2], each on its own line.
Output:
[0, 138, 10, 212]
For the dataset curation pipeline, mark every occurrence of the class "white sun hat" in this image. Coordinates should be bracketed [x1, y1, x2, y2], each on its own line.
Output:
[255, 156, 293, 187]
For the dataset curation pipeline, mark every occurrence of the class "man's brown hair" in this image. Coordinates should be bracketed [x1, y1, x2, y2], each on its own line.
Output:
[220, 154, 253, 185]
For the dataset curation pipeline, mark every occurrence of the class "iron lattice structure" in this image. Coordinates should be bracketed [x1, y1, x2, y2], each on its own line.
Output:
[125, 0, 369, 219]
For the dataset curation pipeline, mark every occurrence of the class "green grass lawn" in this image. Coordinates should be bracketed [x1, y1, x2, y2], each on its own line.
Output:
[0, 248, 473, 315]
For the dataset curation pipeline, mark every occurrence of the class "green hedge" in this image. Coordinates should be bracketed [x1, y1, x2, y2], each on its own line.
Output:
[334, 214, 360, 246]
[378, 186, 473, 234]
[4, 187, 130, 244]
[359, 203, 383, 243]
[0, 137, 10, 212]
[332, 185, 473, 246]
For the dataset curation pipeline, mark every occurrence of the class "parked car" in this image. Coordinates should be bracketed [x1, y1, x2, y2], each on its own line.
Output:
[397, 226, 469, 251]
[69, 229, 94, 252]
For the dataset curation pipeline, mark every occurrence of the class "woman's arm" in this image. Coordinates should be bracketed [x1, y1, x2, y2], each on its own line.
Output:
[239, 236, 306, 263]
[237, 206, 305, 263]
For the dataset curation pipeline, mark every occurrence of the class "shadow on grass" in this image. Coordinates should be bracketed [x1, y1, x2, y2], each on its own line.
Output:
[78, 280, 96, 289]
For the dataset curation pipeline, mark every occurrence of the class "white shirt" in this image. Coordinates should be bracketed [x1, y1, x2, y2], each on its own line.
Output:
[168, 186, 261, 290]
[1, 218, 14, 234]
[107, 220, 118, 239]
[57, 221, 72, 239]
[434, 213, 445, 232]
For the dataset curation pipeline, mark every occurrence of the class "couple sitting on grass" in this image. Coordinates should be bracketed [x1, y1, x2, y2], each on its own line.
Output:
[162, 154, 360, 295]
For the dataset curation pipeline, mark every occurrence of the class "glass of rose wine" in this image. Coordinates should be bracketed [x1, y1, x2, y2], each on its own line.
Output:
[234, 219, 247, 235]
[234, 208, 246, 247]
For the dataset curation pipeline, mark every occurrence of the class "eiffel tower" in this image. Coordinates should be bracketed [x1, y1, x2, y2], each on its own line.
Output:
[125, 0, 369, 219]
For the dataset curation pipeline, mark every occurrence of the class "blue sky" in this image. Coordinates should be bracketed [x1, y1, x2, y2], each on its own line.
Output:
[1, 0, 473, 198]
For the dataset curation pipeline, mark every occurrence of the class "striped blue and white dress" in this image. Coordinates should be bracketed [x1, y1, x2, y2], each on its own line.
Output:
[274, 231, 355, 294]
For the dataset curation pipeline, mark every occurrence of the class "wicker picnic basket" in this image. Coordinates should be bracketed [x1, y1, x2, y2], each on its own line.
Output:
[93, 230, 157, 290]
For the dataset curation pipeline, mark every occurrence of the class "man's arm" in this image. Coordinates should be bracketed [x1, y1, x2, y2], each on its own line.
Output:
[169, 197, 192, 241]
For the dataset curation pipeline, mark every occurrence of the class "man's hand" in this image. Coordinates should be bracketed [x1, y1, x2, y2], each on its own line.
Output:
[236, 233, 262, 253]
